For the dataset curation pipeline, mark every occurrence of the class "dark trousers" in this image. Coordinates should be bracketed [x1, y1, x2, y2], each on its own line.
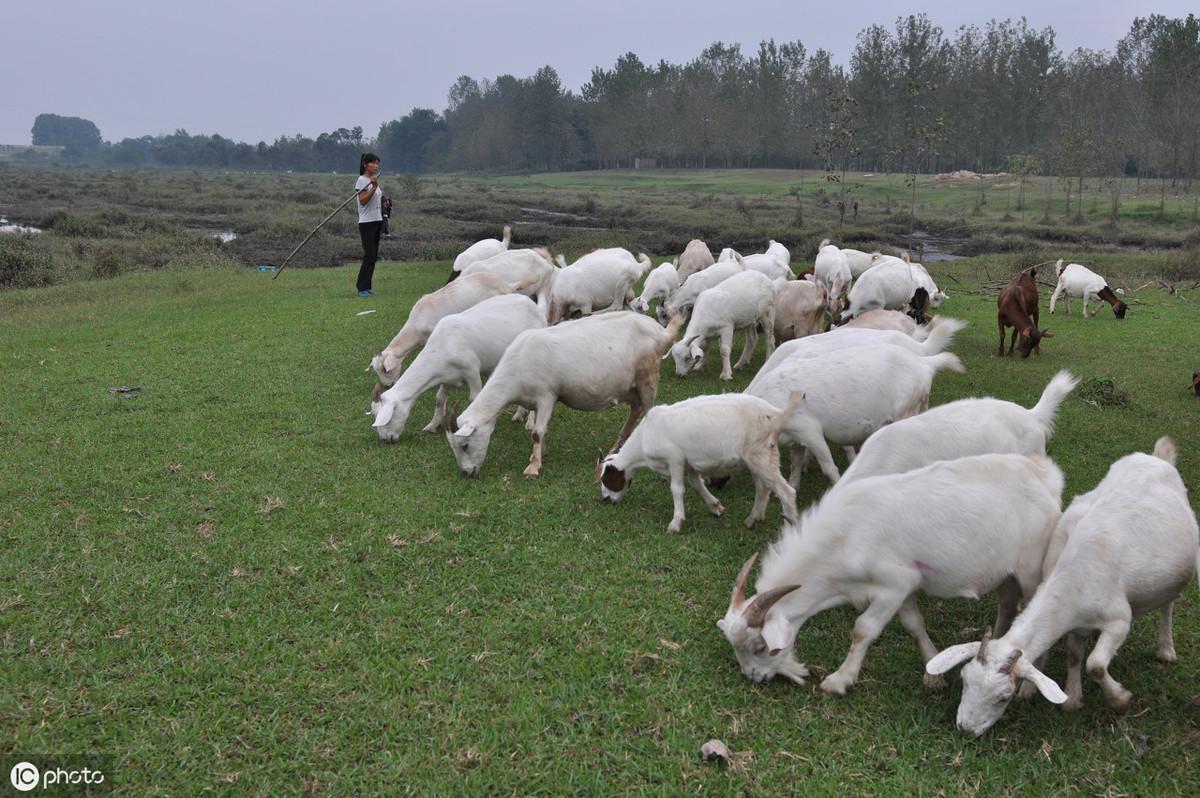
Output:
[357, 221, 383, 291]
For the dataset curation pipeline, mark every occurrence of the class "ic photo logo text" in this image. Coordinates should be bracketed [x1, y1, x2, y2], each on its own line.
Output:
[9, 760, 106, 792]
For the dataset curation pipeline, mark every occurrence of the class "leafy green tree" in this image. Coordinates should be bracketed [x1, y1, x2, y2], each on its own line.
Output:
[31, 113, 102, 152]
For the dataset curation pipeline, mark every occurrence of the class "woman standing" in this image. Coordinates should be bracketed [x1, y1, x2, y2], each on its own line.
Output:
[355, 153, 383, 296]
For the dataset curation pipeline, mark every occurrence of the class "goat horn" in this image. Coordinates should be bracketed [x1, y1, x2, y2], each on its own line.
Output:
[442, 402, 460, 434]
[729, 553, 758, 611]
[977, 626, 993, 663]
[743, 583, 802, 629]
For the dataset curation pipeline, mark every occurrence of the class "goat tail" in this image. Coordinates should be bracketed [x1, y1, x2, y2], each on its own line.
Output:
[501, 225, 512, 247]
[927, 351, 966, 375]
[1030, 370, 1079, 435]
[659, 313, 686, 355]
[772, 391, 806, 434]
[1055, 258, 1065, 277]
[509, 275, 539, 294]
[532, 246, 554, 264]
[819, 238, 831, 248]
[636, 252, 652, 275]
[919, 316, 967, 355]
[1153, 435, 1177, 465]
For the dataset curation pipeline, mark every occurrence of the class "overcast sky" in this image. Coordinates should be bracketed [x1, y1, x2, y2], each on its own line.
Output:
[2, 1, 1193, 145]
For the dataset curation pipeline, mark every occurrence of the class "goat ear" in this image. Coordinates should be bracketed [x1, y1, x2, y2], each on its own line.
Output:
[761, 614, 797, 654]
[454, 422, 475, 438]
[716, 618, 728, 632]
[373, 403, 395, 429]
[1014, 657, 1068, 704]
[382, 353, 403, 375]
[925, 642, 981, 675]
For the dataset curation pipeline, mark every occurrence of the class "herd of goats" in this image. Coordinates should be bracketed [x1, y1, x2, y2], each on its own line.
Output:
[364, 227, 1197, 737]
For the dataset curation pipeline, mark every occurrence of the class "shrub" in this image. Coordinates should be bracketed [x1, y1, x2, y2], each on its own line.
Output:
[0, 236, 56, 288]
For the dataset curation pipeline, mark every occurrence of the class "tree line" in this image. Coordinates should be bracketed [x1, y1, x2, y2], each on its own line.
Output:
[25, 13, 1199, 186]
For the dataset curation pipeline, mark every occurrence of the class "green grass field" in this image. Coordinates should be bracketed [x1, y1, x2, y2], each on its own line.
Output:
[2, 254, 1198, 795]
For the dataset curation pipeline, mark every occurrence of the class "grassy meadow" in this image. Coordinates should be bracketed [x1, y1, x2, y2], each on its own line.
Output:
[2, 244, 1199, 794]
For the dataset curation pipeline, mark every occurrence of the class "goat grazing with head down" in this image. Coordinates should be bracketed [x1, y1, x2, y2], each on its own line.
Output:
[1049, 259, 1128, 319]
[927, 437, 1198, 737]
[596, 393, 801, 534]
[717, 453, 1064, 694]
[444, 311, 683, 477]
[997, 267, 1051, 358]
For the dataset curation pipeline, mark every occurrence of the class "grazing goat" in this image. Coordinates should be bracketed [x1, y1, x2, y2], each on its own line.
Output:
[773, 278, 828, 342]
[547, 248, 650, 325]
[738, 241, 793, 282]
[460, 247, 556, 308]
[447, 225, 512, 282]
[840, 370, 1077, 483]
[370, 272, 532, 385]
[747, 346, 966, 486]
[676, 239, 715, 283]
[596, 394, 801, 533]
[842, 247, 878, 279]
[814, 239, 852, 316]
[1049, 260, 1128, 319]
[927, 437, 1198, 736]
[371, 295, 546, 441]
[839, 256, 945, 322]
[997, 267, 1051, 357]
[841, 309, 921, 336]
[444, 312, 683, 477]
[631, 260, 681, 324]
[753, 317, 966, 385]
[664, 256, 745, 317]
[717, 453, 1063, 694]
[669, 270, 777, 380]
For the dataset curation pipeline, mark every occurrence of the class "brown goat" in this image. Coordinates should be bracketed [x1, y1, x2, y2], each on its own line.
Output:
[1192, 371, 1200, 396]
[997, 268, 1052, 358]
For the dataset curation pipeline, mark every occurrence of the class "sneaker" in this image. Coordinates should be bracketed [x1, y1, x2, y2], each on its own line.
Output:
[358, 290, 374, 297]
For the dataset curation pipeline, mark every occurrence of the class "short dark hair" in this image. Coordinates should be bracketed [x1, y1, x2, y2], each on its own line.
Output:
[359, 152, 380, 175]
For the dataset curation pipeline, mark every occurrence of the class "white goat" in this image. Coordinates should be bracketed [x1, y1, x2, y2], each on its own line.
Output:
[676, 239, 715, 283]
[842, 247, 878, 279]
[752, 317, 966, 384]
[547, 248, 650, 324]
[596, 393, 801, 533]
[460, 247, 556, 308]
[669, 269, 777, 380]
[840, 256, 946, 322]
[773, 278, 828, 342]
[1049, 259, 1128, 318]
[370, 272, 532, 386]
[631, 260, 681, 323]
[444, 312, 683, 477]
[814, 239, 852, 315]
[840, 370, 1077, 484]
[927, 437, 1198, 736]
[739, 241, 793, 281]
[717, 453, 1064, 694]
[841, 308, 921, 336]
[664, 255, 745, 317]
[448, 225, 512, 281]
[747, 346, 966, 485]
[370, 295, 546, 441]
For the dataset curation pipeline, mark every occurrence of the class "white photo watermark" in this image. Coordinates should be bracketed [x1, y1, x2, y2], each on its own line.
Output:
[8, 758, 109, 794]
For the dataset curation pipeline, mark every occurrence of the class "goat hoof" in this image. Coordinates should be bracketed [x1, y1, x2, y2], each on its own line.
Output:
[819, 674, 851, 696]
[922, 673, 946, 691]
[1062, 697, 1085, 712]
[743, 516, 760, 529]
[719, 372, 733, 381]
[420, 423, 439, 433]
[1109, 689, 1133, 713]
[1017, 680, 1038, 700]
[666, 521, 683, 534]
[522, 466, 541, 478]
[1156, 647, 1177, 663]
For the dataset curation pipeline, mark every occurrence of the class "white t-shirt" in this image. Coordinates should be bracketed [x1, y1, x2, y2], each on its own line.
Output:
[355, 175, 383, 224]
